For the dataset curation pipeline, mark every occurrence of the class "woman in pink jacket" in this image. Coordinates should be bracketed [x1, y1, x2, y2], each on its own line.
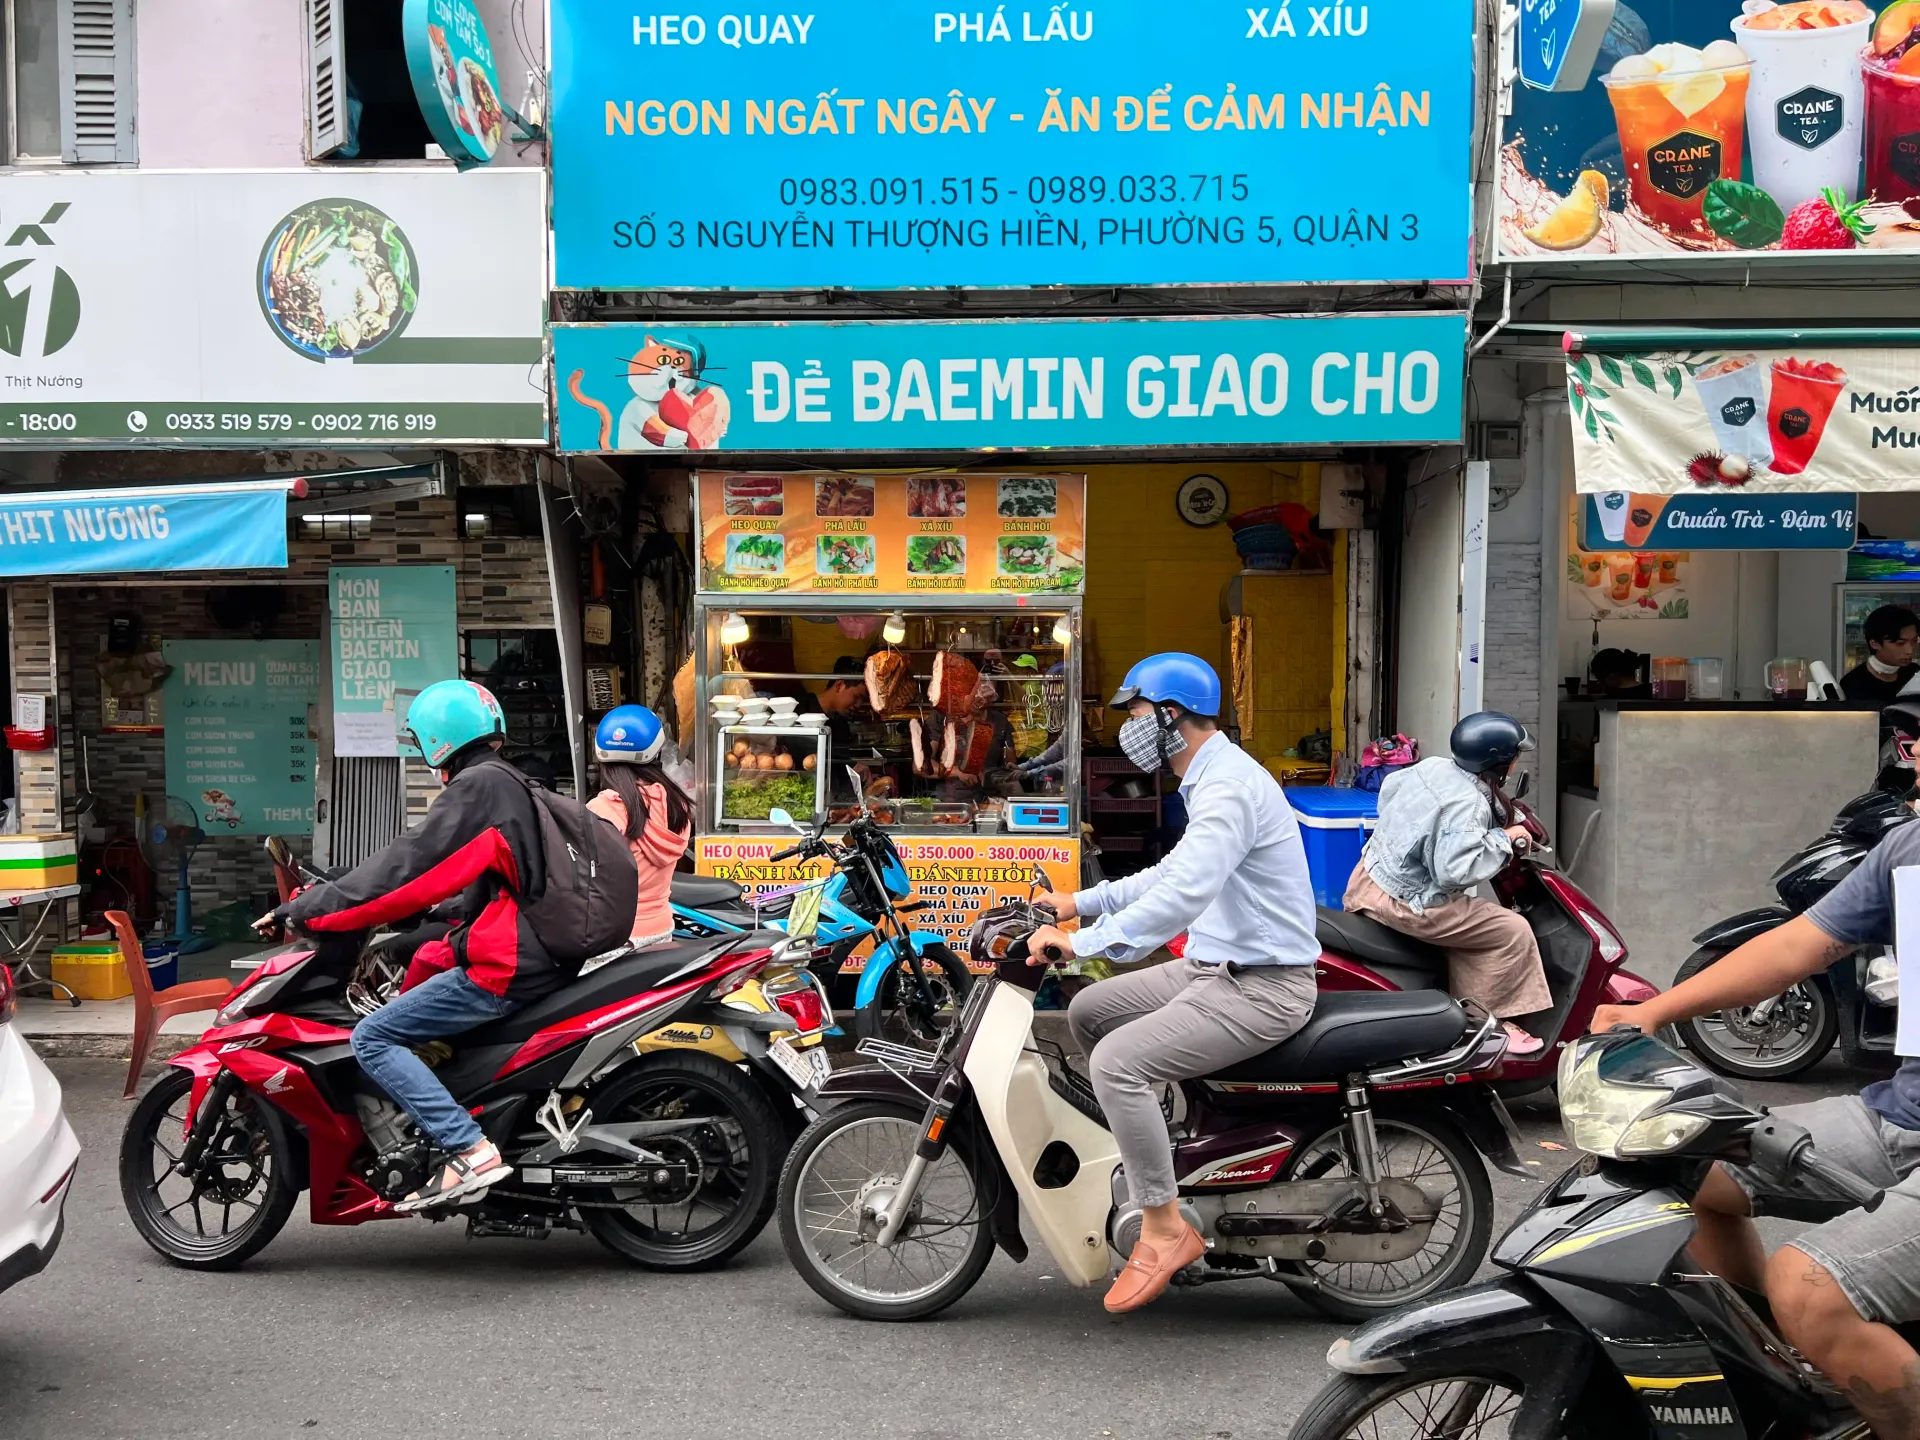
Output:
[585, 705, 692, 947]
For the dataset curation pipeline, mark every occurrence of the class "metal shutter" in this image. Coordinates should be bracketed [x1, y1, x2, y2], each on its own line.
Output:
[323, 756, 402, 869]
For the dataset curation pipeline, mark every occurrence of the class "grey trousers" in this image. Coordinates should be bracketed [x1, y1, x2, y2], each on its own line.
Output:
[1067, 958, 1319, 1209]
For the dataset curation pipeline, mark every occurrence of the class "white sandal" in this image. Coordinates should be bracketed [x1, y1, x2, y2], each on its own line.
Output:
[394, 1142, 514, 1213]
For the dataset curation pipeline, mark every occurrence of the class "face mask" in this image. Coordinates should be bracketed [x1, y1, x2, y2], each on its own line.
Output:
[1118, 709, 1187, 773]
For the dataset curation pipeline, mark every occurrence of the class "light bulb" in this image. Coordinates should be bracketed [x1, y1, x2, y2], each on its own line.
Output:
[720, 611, 750, 646]
[1052, 615, 1073, 646]
[882, 610, 907, 645]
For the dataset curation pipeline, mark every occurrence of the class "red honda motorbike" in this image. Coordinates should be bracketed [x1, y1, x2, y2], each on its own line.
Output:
[118, 921, 822, 1272]
[1307, 791, 1656, 1086]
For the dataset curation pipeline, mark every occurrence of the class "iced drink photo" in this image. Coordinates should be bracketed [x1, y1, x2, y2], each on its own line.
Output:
[1865, 1, 1920, 200]
[1602, 41, 1754, 241]
[1732, 2, 1871, 211]
[1595, 490, 1631, 543]
[1584, 555, 1605, 586]
[1767, 357, 1848, 474]
[1607, 555, 1636, 602]
[1632, 553, 1658, 589]
[1693, 354, 1776, 468]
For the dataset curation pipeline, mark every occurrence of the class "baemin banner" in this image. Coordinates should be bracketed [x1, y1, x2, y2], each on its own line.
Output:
[1569, 344, 1920, 492]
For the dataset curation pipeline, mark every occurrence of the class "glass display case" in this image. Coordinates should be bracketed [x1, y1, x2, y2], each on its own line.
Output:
[713, 722, 829, 828]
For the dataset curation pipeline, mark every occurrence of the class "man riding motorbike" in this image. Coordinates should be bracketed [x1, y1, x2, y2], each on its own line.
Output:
[1028, 652, 1321, 1314]
[277, 679, 562, 1213]
[1594, 819, 1920, 1440]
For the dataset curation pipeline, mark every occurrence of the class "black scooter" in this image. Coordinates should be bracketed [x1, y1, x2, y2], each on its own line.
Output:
[1290, 1029, 1892, 1440]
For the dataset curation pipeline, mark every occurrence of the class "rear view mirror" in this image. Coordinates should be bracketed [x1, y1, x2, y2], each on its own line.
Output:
[1030, 865, 1053, 894]
[768, 807, 796, 829]
[264, 835, 294, 868]
[1513, 771, 1532, 800]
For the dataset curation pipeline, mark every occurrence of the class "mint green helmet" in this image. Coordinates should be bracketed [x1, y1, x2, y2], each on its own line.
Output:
[403, 680, 505, 767]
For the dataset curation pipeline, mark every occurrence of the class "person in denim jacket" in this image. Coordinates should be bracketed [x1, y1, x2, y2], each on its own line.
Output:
[1342, 712, 1551, 1054]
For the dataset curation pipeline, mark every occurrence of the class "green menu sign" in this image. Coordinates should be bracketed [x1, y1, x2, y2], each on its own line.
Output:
[330, 565, 459, 757]
[162, 640, 319, 836]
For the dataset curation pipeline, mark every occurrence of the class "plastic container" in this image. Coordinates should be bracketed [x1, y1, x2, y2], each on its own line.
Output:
[51, 943, 131, 1001]
[1652, 657, 1688, 701]
[143, 942, 178, 991]
[1284, 786, 1380, 910]
[1687, 657, 1724, 700]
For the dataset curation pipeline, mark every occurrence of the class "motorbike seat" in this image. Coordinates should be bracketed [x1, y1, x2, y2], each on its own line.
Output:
[1212, 989, 1469, 1082]
[457, 938, 738, 1049]
[1315, 906, 1449, 978]
[672, 874, 747, 909]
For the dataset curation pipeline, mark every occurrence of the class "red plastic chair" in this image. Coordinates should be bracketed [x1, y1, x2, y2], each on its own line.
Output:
[110, 910, 232, 1100]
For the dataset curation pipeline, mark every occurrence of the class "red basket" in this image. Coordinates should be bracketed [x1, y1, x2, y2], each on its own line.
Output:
[3, 726, 52, 751]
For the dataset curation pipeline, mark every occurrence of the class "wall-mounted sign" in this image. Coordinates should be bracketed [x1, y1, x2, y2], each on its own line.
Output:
[0, 169, 545, 445]
[0, 481, 293, 577]
[1580, 490, 1856, 549]
[549, 0, 1473, 289]
[163, 640, 319, 836]
[1565, 497, 1692, 622]
[330, 566, 459, 757]
[403, 0, 506, 168]
[695, 472, 1086, 594]
[1176, 474, 1231, 526]
[553, 313, 1467, 453]
[1520, 0, 1617, 92]
[1570, 345, 1920, 494]
[1500, 0, 1920, 265]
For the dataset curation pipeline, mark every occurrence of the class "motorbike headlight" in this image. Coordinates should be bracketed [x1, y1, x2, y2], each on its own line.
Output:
[1557, 1038, 1698, 1158]
[213, 981, 272, 1027]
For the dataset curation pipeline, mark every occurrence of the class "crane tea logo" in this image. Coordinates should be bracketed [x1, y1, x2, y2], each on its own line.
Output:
[0, 202, 78, 359]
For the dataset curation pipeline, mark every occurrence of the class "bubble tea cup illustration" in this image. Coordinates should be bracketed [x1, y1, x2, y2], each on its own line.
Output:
[1732, 1, 1872, 211]
[1866, 1, 1920, 201]
[1693, 354, 1776, 468]
[1602, 41, 1754, 241]
[1767, 357, 1848, 474]
[1596, 491, 1631, 544]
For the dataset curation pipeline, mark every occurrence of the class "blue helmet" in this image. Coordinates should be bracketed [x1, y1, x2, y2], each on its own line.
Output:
[404, 680, 505, 768]
[1110, 652, 1221, 718]
[594, 704, 666, 765]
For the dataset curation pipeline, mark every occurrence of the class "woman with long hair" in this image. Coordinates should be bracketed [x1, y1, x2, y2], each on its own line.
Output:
[586, 705, 693, 948]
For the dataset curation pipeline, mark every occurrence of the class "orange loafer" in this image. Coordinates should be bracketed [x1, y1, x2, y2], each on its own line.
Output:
[1103, 1223, 1206, 1313]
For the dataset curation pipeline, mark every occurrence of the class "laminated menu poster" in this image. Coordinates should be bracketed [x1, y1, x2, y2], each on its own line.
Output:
[1569, 346, 1920, 493]
[696, 472, 1086, 594]
[1502, 0, 1920, 263]
[162, 639, 319, 836]
[330, 566, 459, 757]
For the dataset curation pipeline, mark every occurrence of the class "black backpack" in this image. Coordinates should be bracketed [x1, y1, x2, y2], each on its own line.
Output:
[488, 763, 639, 963]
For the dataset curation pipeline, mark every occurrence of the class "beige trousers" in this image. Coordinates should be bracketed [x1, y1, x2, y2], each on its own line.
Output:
[1343, 867, 1552, 1019]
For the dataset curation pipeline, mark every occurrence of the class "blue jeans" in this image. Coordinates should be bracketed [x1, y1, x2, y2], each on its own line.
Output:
[350, 967, 518, 1152]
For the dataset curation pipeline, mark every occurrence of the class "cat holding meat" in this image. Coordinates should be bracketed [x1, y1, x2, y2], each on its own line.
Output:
[567, 334, 731, 451]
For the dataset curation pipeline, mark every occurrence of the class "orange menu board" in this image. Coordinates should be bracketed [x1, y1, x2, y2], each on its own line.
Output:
[696, 471, 1085, 595]
[694, 833, 1081, 973]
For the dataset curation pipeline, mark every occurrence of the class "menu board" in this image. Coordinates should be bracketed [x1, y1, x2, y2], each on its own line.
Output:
[330, 566, 458, 757]
[694, 834, 1080, 972]
[696, 472, 1085, 595]
[162, 640, 319, 836]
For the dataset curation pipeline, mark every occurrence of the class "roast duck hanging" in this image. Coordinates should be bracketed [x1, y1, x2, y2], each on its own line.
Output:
[909, 650, 999, 784]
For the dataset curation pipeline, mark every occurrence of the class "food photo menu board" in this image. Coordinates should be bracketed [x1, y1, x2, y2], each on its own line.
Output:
[696, 472, 1086, 594]
[1502, 0, 1920, 262]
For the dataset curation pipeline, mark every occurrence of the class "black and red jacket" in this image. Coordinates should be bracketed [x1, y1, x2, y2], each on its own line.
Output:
[287, 757, 560, 1003]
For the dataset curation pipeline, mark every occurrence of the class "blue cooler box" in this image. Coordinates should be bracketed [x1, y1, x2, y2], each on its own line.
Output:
[1285, 786, 1379, 909]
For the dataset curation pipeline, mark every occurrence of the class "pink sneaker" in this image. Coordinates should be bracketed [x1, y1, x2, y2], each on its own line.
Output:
[1502, 1022, 1545, 1056]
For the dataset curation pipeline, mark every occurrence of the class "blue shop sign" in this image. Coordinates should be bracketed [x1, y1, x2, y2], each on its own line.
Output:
[0, 481, 294, 576]
[403, 0, 507, 168]
[551, 312, 1467, 452]
[1518, 0, 1615, 92]
[549, 0, 1474, 289]
[1581, 491, 1858, 551]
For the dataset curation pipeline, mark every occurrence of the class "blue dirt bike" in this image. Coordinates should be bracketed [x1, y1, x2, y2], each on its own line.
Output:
[670, 806, 973, 1047]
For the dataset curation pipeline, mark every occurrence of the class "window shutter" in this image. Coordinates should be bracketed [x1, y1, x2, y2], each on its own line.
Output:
[306, 0, 347, 159]
[57, 0, 136, 165]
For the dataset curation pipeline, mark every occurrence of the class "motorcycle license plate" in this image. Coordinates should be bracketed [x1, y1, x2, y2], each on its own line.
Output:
[769, 1036, 832, 1091]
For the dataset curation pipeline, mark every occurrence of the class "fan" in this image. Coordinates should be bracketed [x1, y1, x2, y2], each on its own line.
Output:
[137, 794, 212, 955]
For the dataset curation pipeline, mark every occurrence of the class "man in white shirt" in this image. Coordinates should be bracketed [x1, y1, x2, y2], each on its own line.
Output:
[1029, 652, 1320, 1314]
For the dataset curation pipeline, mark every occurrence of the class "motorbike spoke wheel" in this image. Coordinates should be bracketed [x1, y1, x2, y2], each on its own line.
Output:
[1291, 1370, 1526, 1440]
[1279, 1113, 1493, 1322]
[1673, 946, 1836, 1080]
[579, 1052, 784, 1272]
[119, 1068, 297, 1270]
[856, 943, 973, 1047]
[778, 1102, 996, 1321]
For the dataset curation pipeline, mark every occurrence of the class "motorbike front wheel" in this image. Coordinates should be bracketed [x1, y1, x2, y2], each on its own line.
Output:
[580, 1051, 786, 1271]
[120, 1068, 299, 1270]
[1673, 945, 1837, 1080]
[1290, 1367, 1532, 1440]
[778, 1100, 996, 1321]
[854, 943, 973, 1047]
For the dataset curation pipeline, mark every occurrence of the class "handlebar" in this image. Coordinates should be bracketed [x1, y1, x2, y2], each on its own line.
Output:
[768, 842, 808, 863]
[1752, 1114, 1886, 1212]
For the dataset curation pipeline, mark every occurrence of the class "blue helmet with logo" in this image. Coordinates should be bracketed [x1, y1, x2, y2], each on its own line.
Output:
[1109, 652, 1221, 718]
[594, 704, 666, 765]
[404, 680, 505, 769]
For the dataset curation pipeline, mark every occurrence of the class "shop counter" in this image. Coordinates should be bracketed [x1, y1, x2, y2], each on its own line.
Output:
[1560, 703, 1876, 986]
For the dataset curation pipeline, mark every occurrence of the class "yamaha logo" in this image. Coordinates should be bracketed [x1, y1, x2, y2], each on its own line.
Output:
[1650, 1406, 1733, 1427]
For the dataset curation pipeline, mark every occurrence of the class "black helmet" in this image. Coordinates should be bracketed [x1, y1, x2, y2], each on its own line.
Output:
[1450, 711, 1532, 777]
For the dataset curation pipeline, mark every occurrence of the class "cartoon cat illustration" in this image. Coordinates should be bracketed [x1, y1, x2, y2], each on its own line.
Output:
[566, 334, 731, 451]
